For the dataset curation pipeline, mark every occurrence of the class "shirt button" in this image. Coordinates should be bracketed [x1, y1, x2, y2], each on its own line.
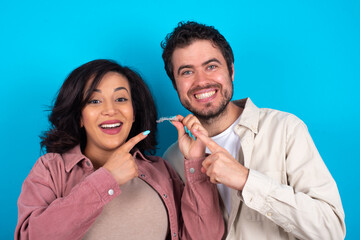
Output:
[140, 174, 145, 178]
[266, 212, 272, 217]
[189, 168, 195, 173]
[163, 194, 168, 198]
[108, 189, 114, 196]
[86, 161, 91, 166]
[173, 232, 177, 237]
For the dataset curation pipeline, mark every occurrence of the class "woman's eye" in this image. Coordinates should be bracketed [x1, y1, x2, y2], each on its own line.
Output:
[116, 98, 128, 102]
[88, 99, 100, 104]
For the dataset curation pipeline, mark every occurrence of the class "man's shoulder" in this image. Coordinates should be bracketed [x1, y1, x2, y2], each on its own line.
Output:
[163, 141, 186, 182]
[163, 141, 180, 157]
[259, 107, 303, 125]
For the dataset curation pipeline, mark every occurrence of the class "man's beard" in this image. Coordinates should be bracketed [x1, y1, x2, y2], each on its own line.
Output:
[181, 83, 233, 122]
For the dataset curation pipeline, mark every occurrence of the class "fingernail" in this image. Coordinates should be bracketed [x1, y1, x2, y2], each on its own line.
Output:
[184, 126, 188, 133]
[192, 135, 196, 141]
[143, 130, 150, 136]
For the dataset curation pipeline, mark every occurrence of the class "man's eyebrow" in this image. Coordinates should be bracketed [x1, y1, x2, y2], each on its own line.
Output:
[202, 58, 221, 66]
[177, 65, 193, 75]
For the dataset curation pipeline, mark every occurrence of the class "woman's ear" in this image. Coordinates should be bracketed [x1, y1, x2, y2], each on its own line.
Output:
[80, 118, 84, 127]
[231, 63, 235, 81]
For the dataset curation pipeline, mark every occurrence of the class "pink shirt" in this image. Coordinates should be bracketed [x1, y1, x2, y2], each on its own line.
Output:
[15, 146, 224, 240]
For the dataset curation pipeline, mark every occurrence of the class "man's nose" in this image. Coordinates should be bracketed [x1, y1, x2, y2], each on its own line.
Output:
[194, 70, 208, 84]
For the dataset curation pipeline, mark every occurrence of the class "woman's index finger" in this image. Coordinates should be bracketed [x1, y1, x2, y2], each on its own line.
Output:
[120, 131, 150, 153]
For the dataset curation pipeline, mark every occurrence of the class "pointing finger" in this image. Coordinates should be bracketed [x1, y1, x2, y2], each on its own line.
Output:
[120, 130, 150, 153]
[192, 129, 223, 153]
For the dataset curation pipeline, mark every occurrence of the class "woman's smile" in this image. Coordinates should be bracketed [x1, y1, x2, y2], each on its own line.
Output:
[99, 120, 123, 135]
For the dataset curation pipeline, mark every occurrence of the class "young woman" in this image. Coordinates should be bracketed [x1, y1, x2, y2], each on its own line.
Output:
[15, 60, 224, 240]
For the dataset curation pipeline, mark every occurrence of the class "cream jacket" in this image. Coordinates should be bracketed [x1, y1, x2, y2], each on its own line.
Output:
[163, 98, 345, 240]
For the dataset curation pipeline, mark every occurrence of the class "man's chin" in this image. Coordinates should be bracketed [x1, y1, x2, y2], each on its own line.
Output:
[191, 106, 225, 121]
[182, 97, 230, 121]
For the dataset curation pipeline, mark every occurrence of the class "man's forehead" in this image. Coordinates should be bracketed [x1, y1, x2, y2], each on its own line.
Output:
[172, 40, 223, 65]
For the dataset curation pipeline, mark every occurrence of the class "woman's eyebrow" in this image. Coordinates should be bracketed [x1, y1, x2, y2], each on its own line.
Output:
[86, 86, 129, 95]
[114, 86, 129, 93]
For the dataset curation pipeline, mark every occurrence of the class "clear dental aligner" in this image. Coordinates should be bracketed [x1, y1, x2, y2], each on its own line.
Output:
[156, 116, 196, 140]
[156, 116, 178, 123]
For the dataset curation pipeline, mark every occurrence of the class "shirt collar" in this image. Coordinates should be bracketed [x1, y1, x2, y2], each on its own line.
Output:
[62, 145, 153, 172]
[233, 97, 259, 134]
[62, 145, 87, 172]
[132, 149, 154, 163]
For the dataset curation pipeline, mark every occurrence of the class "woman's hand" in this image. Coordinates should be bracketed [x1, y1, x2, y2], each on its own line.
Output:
[171, 114, 208, 160]
[103, 131, 149, 185]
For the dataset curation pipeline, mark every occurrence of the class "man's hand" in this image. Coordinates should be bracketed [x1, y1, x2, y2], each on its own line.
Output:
[103, 131, 149, 185]
[171, 114, 208, 160]
[193, 129, 249, 190]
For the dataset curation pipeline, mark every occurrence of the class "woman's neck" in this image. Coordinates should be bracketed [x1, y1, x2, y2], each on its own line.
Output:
[84, 146, 113, 170]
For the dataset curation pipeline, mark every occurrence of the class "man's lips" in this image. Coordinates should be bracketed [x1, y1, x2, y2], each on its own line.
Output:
[190, 84, 220, 101]
[194, 89, 216, 100]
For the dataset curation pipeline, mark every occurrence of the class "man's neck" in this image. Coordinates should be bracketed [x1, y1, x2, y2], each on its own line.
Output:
[199, 102, 243, 137]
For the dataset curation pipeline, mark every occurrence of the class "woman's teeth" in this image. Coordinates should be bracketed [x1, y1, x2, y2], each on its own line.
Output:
[195, 90, 216, 99]
[100, 123, 121, 129]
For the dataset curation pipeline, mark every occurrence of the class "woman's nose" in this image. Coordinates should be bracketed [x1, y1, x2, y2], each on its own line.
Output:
[101, 102, 116, 116]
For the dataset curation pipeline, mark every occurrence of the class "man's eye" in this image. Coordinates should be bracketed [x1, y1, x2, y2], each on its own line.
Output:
[182, 70, 192, 76]
[208, 65, 217, 70]
[88, 99, 100, 104]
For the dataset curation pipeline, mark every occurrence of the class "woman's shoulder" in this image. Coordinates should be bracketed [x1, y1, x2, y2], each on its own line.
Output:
[32, 152, 65, 172]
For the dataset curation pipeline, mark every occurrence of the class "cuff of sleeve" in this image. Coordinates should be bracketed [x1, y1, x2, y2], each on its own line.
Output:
[86, 167, 121, 204]
[184, 157, 208, 183]
[240, 169, 273, 213]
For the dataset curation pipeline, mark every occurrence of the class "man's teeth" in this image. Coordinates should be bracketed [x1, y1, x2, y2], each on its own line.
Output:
[195, 90, 216, 100]
[100, 123, 121, 129]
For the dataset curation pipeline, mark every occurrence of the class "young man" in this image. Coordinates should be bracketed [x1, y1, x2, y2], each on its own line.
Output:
[161, 21, 346, 239]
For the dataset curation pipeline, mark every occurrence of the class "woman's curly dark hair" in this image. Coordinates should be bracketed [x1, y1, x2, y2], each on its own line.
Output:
[40, 59, 157, 155]
[161, 21, 234, 89]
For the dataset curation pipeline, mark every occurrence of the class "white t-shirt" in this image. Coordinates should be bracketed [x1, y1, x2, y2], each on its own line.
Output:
[206, 115, 242, 215]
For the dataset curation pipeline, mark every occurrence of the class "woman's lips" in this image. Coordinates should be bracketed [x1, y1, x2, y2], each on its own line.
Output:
[99, 120, 122, 135]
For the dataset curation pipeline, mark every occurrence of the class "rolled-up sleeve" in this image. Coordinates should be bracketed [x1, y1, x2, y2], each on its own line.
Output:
[181, 158, 225, 240]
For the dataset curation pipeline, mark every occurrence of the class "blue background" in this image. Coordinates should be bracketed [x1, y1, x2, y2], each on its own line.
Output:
[1, 0, 359, 239]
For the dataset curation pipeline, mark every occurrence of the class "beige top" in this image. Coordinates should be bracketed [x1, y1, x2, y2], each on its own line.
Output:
[83, 177, 168, 240]
[164, 98, 346, 240]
